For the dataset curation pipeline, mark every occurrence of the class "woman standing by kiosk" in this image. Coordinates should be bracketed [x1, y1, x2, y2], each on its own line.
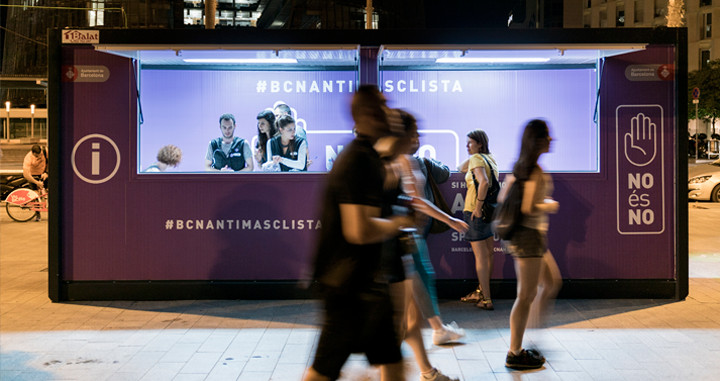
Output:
[460, 129, 498, 310]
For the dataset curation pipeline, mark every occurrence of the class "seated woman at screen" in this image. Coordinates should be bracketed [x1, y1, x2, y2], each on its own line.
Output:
[254, 110, 277, 167]
[262, 114, 308, 172]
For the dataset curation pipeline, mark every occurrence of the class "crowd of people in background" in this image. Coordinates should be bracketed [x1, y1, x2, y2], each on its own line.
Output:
[138, 86, 562, 378]
[303, 85, 562, 380]
[143, 101, 308, 173]
[204, 102, 309, 173]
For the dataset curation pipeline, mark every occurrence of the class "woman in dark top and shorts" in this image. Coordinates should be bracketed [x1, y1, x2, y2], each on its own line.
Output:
[499, 119, 562, 370]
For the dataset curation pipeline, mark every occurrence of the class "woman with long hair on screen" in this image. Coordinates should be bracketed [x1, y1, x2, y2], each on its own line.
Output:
[500, 119, 562, 370]
[254, 110, 277, 167]
[460, 129, 498, 310]
[263, 114, 308, 172]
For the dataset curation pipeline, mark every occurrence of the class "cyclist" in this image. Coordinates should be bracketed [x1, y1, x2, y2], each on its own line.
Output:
[23, 144, 48, 191]
[21, 144, 48, 222]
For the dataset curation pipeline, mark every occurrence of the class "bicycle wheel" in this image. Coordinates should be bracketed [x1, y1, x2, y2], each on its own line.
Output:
[5, 202, 38, 222]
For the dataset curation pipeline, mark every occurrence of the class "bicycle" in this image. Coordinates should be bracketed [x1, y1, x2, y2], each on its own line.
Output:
[3, 184, 48, 222]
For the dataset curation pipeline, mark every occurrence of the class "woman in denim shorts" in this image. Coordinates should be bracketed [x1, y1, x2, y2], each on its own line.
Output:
[499, 119, 562, 371]
[460, 129, 498, 310]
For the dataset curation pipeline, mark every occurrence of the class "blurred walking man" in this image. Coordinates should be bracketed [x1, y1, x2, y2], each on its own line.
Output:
[305, 85, 411, 381]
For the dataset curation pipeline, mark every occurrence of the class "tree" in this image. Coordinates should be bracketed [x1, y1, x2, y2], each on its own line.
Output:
[667, 0, 685, 27]
[688, 59, 720, 135]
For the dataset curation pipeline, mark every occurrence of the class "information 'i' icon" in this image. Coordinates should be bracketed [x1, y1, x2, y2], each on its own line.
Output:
[92, 142, 100, 175]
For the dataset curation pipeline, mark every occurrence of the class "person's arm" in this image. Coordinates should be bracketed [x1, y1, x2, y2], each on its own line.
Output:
[241, 141, 253, 172]
[205, 143, 220, 171]
[254, 141, 265, 165]
[411, 196, 468, 233]
[471, 165, 489, 219]
[279, 140, 308, 170]
[458, 158, 469, 173]
[266, 139, 273, 163]
[497, 174, 515, 203]
[205, 159, 218, 171]
[339, 204, 413, 245]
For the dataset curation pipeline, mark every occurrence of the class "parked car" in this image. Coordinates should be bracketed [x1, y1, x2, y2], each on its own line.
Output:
[689, 158, 720, 202]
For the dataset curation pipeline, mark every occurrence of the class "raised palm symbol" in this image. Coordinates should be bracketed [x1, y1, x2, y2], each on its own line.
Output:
[624, 113, 657, 167]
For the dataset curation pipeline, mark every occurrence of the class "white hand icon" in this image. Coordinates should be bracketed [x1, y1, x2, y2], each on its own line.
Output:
[624, 113, 657, 167]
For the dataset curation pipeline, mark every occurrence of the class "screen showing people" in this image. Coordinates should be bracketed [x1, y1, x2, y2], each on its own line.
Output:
[138, 68, 598, 173]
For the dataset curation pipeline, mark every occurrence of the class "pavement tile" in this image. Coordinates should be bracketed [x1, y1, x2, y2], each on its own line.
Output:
[3, 204, 720, 380]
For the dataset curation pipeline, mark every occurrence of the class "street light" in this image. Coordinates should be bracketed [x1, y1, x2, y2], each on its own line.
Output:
[4, 101, 9, 140]
[31, 104, 36, 138]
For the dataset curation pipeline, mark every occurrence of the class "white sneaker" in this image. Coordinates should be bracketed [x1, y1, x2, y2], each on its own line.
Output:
[420, 368, 459, 381]
[431, 321, 465, 345]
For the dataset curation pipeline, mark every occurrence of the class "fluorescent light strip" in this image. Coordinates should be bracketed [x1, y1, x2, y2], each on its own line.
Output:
[182, 58, 298, 64]
[436, 57, 551, 64]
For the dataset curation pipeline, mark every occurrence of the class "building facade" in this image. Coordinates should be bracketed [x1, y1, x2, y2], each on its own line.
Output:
[575, 0, 718, 72]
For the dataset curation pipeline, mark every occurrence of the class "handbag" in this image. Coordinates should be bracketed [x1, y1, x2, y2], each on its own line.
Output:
[423, 158, 452, 234]
[492, 179, 524, 240]
[472, 154, 499, 223]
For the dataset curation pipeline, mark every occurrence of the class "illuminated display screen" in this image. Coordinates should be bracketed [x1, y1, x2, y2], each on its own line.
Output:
[138, 69, 358, 173]
[380, 69, 599, 172]
[138, 67, 598, 173]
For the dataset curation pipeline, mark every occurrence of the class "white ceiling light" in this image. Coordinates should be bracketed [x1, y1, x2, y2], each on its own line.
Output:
[436, 57, 551, 64]
[182, 58, 298, 64]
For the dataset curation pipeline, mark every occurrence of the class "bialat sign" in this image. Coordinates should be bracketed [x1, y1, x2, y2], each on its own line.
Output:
[62, 30, 100, 44]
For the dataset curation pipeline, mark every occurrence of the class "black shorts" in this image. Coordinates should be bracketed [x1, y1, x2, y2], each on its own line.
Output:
[463, 211, 493, 241]
[504, 226, 547, 258]
[312, 283, 402, 379]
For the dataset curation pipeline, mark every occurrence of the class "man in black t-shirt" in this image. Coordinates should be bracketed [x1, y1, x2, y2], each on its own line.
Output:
[305, 86, 412, 381]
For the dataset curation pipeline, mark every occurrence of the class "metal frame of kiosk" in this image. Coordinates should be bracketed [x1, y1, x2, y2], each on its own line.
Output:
[48, 28, 687, 301]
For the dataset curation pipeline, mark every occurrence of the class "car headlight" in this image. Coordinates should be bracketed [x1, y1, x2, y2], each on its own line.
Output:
[689, 175, 712, 184]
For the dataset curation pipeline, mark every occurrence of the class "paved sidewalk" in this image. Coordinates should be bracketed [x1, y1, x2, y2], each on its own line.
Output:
[1, 205, 720, 380]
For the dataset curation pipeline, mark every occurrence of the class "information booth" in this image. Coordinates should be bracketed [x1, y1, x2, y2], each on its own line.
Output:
[48, 28, 688, 301]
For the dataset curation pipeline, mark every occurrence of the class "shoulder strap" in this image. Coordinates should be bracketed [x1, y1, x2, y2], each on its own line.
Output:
[230, 137, 244, 150]
[422, 157, 431, 175]
[478, 154, 497, 184]
[211, 138, 222, 151]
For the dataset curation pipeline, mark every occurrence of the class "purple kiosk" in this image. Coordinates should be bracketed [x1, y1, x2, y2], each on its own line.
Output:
[48, 28, 688, 301]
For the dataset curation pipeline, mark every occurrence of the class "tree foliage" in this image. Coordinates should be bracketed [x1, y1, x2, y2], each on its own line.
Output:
[667, 0, 685, 27]
[688, 59, 720, 128]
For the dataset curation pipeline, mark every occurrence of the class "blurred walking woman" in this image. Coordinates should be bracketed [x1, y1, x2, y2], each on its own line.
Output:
[461, 129, 498, 310]
[500, 119, 562, 370]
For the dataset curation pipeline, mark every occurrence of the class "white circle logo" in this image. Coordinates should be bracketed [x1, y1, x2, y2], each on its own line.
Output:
[71, 134, 121, 184]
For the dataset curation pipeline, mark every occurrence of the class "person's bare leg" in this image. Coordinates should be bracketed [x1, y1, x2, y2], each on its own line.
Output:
[303, 367, 331, 381]
[470, 237, 494, 304]
[427, 315, 443, 331]
[482, 237, 495, 302]
[470, 240, 488, 296]
[380, 361, 405, 381]
[508, 257, 543, 353]
[405, 295, 433, 373]
[534, 251, 562, 327]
